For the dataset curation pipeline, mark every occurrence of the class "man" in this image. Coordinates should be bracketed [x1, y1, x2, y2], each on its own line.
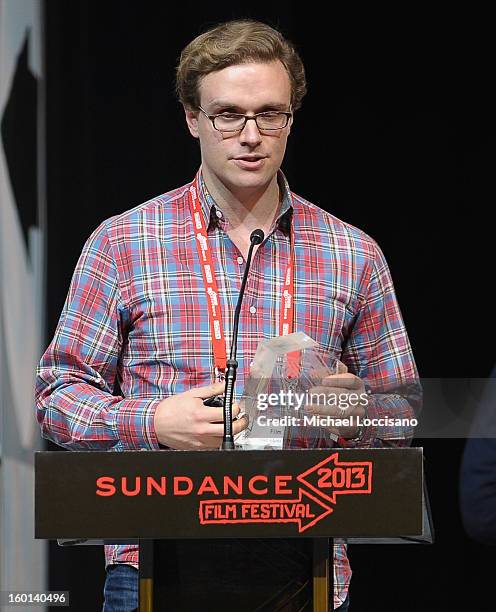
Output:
[36, 19, 420, 611]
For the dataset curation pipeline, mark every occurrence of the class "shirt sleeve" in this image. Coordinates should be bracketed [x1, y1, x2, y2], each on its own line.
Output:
[339, 241, 422, 448]
[35, 221, 161, 451]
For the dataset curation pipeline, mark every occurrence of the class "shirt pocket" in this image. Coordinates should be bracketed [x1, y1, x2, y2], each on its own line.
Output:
[297, 293, 354, 359]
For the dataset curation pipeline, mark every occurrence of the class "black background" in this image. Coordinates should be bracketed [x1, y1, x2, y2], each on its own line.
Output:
[44, 2, 492, 610]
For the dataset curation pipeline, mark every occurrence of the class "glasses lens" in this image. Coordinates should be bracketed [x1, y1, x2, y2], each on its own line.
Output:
[213, 114, 246, 131]
[256, 113, 288, 130]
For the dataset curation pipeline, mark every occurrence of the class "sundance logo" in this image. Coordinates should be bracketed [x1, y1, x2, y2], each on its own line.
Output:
[95, 453, 373, 534]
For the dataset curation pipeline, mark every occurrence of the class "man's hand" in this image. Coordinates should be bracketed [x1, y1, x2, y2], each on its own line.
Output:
[153, 381, 248, 449]
[305, 362, 368, 439]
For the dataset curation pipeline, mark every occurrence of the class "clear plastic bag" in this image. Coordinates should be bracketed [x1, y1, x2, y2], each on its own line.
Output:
[236, 333, 340, 449]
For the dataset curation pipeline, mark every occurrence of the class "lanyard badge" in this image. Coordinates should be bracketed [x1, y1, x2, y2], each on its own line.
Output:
[188, 173, 299, 379]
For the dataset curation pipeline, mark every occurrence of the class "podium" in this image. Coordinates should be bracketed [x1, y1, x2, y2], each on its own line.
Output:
[35, 448, 433, 611]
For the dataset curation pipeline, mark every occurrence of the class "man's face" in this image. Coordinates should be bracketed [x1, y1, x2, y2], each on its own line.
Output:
[185, 60, 293, 197]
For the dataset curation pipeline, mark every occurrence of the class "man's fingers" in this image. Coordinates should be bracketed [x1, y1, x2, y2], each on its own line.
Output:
[321, 373, 363, 390]
[233, 414, 248, 434]
[185, 381, 226, 399]
[199, 407, 225, 422]
[336, 360, 348, 375]
[199, 413, 247, 438]
[307, 386, 355, 399]
[305, 387, 330, 405]
[199, 402, 242, 424]
[199, 424, 225, 439]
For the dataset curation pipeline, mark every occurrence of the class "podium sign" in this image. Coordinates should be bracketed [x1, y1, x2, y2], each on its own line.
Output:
[35, 448, 423, 540]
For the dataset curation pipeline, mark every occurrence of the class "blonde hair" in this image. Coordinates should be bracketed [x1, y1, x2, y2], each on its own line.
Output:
[176, 19, 307, 111]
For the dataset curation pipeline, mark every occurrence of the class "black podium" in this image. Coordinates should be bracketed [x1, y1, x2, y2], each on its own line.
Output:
[35, 448, 433, 611]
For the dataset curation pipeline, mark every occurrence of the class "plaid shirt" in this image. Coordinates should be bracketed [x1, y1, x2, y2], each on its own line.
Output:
[36, 170, 420, 608]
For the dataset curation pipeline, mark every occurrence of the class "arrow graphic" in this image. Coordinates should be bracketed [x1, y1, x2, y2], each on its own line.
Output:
[297, 452, 373, 504]
[199, 488, 333, 533]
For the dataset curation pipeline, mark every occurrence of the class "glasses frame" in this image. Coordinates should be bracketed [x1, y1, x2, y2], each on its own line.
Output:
[197, 105, 293, 133]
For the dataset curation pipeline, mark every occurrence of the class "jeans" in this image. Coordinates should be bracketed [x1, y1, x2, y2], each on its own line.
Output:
[102, 564, 138, 612]
[102, 563, 350, 611]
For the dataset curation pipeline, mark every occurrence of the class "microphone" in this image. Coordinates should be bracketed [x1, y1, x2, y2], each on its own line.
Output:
[250, 229, 265, 244]
[204, 229, 265, 450]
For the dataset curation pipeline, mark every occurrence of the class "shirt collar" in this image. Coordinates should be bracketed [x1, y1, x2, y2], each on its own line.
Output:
[195, 168, 293, 236]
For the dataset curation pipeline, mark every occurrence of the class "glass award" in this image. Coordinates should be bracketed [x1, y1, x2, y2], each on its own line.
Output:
[236, 332, 340, 450]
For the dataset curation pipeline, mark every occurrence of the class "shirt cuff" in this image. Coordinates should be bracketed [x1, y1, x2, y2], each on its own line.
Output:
[341, 394, 416, 448]
[115, 398, 162, 450]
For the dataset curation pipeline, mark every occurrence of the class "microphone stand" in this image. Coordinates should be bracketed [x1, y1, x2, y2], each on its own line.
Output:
[221, 229, 264, 450]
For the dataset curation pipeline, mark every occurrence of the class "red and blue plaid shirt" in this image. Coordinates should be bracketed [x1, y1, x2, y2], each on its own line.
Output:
[36, 170, 420, 608]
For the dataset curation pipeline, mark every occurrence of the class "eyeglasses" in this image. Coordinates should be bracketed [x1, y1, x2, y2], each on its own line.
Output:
[198, 106, 292, 132]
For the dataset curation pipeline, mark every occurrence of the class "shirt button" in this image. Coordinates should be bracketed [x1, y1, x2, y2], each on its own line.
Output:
[249, 306, 257, 314]
[237, 256, 244, 264]
[215, 209, 223, 219]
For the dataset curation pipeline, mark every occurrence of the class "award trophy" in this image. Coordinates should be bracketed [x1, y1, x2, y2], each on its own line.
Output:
[236, 332, 341, 450]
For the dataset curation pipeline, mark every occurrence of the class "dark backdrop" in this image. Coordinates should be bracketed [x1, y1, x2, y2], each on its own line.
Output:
[44, 2, 492, 610]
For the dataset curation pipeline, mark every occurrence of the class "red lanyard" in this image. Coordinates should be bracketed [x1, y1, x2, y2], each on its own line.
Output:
[187, 173, 298, 378]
